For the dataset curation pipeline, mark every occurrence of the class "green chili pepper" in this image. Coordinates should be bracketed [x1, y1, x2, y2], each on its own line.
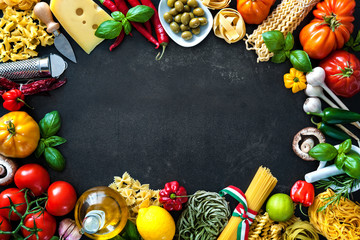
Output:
[311, 118, 350, 141]
[308, 107, 360, 124]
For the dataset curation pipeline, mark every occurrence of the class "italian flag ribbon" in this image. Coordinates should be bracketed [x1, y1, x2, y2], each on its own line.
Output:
[219, 186, 257, 240]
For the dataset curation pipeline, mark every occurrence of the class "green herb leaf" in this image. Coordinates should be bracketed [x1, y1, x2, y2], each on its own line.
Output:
[262, 31, 285, 52]
[122, 220, 141, 240]
[95, 20, 123, 39]
[338, 139, 352, 154]
[284, 32, 294, 51]
[110, 236, 126, 240]
[343, 150, 360, 178]
[271, 51, 287, 63]
[355, 30, 360, 44]
[309, 143, 338, 161]
[44, 136, 67, 147]
[50, 237, 60, 240]
[335, 153, 346, 170]
[289, 50, 312, 72]
[123, 19, 132, 35]
[44, 147, 65, 171]
[111, 11, 125, 21]
[35, 139, 45, 158]
[126, 5, 154, 23]
[353, 45, 360, 52]
[346, 36, 354, 47]
[39, 111, 61, 138]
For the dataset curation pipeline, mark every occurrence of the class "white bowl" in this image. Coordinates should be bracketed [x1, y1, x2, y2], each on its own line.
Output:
[158, 0, 213, 47]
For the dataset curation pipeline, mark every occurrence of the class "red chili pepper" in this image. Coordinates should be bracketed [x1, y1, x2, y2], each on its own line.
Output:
[0, 77, 19, 90]
[2, 89, 32, 111]
[110, 30, 126, 51]
[159, 181, 188, 211]
[140, 0, 169, 60]
[99, 0, 118, 12]
[125, 0, 152, 35]
[290, 180, 315, 207]
[21, 78, 67, 95]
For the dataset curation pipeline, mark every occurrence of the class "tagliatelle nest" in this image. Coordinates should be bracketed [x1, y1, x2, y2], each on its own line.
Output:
[201, 0, 230, 10]
[109, 172, 161, 222]
[0, 0, 39, 10]
[213, 8, 246, 44]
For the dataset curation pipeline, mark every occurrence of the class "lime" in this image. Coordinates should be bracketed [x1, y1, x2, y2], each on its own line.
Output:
[266, 193, 294, 222]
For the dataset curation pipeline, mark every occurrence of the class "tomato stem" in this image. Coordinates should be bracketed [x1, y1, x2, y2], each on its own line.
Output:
[5, 120, 15, 140]
[322, 13, 340, 32]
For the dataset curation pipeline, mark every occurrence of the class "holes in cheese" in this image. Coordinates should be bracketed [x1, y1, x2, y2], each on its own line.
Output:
[50, 0, 113, 54]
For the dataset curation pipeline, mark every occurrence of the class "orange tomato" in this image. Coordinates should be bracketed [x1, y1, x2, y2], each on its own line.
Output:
[236, 0, 276, 25]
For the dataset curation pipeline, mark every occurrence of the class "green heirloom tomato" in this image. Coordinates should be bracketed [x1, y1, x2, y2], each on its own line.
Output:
[343, 150, 360, 179]
[266, 193, 294, 222]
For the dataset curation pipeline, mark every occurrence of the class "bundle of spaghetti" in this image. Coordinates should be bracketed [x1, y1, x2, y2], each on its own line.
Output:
[244, 0, 320, 62]
[308, 188, 360, 240]
[217, 166, 277, 240]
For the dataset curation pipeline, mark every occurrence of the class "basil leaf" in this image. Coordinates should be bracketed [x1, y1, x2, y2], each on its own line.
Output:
[289, 50, 312, 73]
[39, 111, 61, 138]
[44, 136, 67, 147]
[335, 153, 346, 170]
[126, 5, 154, 23]
[346, 35, 354, 47]
[50, 237, 60, 240]
[343, 150, 360, 178]
[338, 139, 352, 154]
[122, 220, 141, 240]
[262, 31, 285, 52]
[355, 30, 360, 44]
[271, 51, 287, 63]
[95, 20, 122, 39]
[353, 45, 360, 52]
[110, 236, 126, 240]
[44, 147, 65, 171]
[123, 19, 132, 35]
[309, 143, 338, 161]
[284, 32, 294, 51]
[35, 139, 45, 158]
[111, 11, 125, 21]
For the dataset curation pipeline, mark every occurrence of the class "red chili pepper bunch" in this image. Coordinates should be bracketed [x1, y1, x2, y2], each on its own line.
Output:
[159, 181, 188, 211]
[100, 0, 169, 60]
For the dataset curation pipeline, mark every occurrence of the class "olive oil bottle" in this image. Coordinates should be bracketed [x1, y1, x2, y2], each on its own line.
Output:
[74, 186, 129, 239]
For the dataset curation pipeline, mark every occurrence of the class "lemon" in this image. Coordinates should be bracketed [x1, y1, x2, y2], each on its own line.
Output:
[136, 206, 176, 240]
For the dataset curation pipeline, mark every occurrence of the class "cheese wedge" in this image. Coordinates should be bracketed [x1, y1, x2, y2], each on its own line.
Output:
[50, 0, 112, 54]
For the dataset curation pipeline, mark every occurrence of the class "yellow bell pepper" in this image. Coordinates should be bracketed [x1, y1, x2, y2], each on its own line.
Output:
[0, 111, 40, 158]
[284, 68, 307, 93]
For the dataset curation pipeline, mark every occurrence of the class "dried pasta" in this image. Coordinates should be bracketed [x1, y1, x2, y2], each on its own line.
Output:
[308, 189, 360, 240]
[0, 7, 54, 62]
[109, 172, 160, 222]
[213, 8, 245, 44]
[201, 0, 230, 10]
[283, 221, 319, 240]
[0, 0, 39, 10]
[245, 0, 320, 62]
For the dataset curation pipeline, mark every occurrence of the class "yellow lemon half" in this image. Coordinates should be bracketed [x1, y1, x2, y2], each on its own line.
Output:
[136, 206, 175, 240]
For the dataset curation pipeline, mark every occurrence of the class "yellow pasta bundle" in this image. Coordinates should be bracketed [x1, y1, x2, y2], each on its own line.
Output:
[283, 221, 319, 240]
[109, 172, 161, 222]
[0, 0, 39, 10]
[245, 0, 319, 62]
[201, 0, 230, 10]
[213, 8, 246, 44]
[0, 7, 54, 62]
[309, 189, 360, 240]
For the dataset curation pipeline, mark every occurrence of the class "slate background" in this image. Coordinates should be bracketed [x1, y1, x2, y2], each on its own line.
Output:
[0, 0, 359, 238]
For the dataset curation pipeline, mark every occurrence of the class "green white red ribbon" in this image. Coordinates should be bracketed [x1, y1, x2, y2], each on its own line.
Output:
[219, 185, 257, 240]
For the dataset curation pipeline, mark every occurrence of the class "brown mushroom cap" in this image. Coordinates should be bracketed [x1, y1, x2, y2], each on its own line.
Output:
[0, 155, 17, 186]
[292, 127, 326, 161]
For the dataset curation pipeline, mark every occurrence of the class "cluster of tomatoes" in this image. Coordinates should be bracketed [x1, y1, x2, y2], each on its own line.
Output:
[0, 164, 77, 240]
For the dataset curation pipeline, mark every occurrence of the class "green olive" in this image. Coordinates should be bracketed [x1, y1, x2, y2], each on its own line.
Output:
[198, 17, 207, 25]
[163, 12, 173, 23]
[174, 1, 184, 12]
[189, 18, 200, 28]
[183, 5, 191, 12]
[170, 22, 180, 33]
[181, 12, 190, 25]
[180, 24, 190, 31]
[187, 0, 198, 8]
[169, 8, 178, 16]
[174, 13, 182, 23]
[192, 27, 200, 35]
[179, 0, 187, 4]
[167, 0, 176, 7]
[181, 31, 193, 40]
[189, 12, 195, 19]
[193, 7, 204, 16]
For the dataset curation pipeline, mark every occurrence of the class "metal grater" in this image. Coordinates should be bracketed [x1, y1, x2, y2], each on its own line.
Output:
[0, 54, 68, 80]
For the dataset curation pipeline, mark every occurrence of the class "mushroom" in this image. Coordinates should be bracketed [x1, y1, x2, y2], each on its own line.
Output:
[292, 127, 326, 161]
[0, 155, 17, 186]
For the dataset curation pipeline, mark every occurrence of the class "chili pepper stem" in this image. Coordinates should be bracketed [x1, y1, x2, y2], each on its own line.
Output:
[16, 98, 34, 110]
[298, 204, 308, 217]
[155, 44, 167, 61]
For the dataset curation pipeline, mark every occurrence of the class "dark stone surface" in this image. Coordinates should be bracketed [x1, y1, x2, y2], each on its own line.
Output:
[1, 0, 360, 238]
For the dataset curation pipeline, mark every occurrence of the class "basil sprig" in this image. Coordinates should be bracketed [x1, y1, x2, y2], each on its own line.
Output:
[345, 30, 360, 52]
[35, 111, 67, 171]
[262, 31, 312, 72]
[95, 5, 154, 39]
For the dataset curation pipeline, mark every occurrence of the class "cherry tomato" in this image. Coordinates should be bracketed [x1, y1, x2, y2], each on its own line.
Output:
[46, 181, 77, 216]
[0, 216, 11, 240]
[14, 164, 50, 196]
[21, 211, 56, 240]
[266, 193, 294, 222]
[0, 188, 27, 221]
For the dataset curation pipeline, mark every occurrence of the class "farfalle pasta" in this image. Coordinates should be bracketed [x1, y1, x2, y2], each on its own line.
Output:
[213, 8, 246, 44]
[0, 7, 54, 62]
[0, 0, 39, 10]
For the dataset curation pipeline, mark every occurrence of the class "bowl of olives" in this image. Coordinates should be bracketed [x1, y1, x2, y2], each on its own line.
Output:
[158, 0, 213, 47]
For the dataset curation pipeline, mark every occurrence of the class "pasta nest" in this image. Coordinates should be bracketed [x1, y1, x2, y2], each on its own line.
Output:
[213, 8, 246, 44]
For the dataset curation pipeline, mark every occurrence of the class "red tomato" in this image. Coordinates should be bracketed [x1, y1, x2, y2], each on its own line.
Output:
[0, 216, 11, 240]
[21, 211, 56, 240]
[14, 164, 50, 196]
[300, 0, 355, 59]
[0, 188, 27, 221]
[46, 181, 77, 216]
[320, 50, 360, 98]
[236, 0, 276, 24]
